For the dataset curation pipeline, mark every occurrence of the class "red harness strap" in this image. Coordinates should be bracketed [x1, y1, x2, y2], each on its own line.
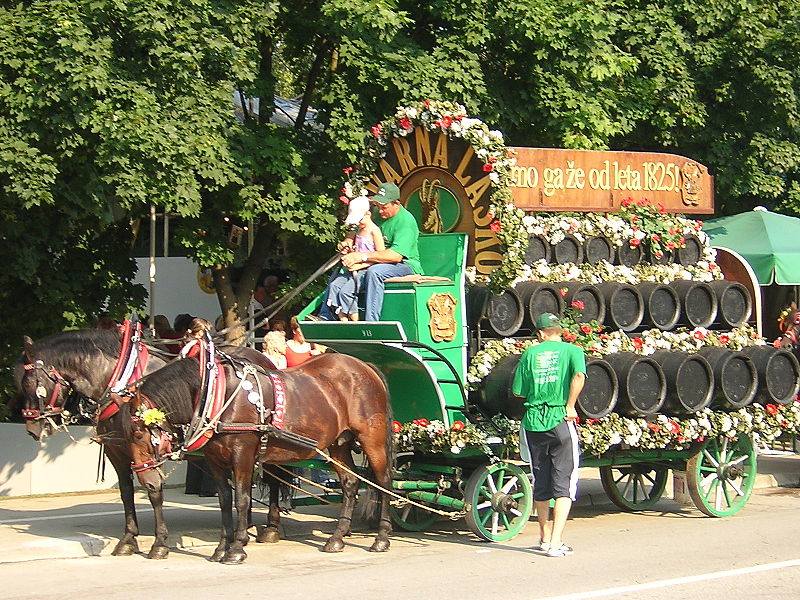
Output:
[21, 363, 66, 419]
[183, 339, 226, 452]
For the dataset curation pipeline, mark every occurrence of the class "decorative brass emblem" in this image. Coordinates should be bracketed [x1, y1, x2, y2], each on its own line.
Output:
[680, 162, 702, 206]
[427, 293, 457, 342]
[420, 178, 444, 234]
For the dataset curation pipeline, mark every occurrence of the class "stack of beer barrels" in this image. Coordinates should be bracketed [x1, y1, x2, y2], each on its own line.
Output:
[473, 231, 800, 420]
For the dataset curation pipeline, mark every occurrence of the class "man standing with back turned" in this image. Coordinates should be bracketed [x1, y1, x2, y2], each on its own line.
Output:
[512, 312, 586, 557]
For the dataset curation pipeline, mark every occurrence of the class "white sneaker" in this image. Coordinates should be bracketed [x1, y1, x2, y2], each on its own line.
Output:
[546, 544, 574, 557]
[533, 541, 550, 552]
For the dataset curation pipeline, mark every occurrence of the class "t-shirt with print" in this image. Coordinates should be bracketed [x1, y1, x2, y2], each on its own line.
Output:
[512, 340, 586, 432]
[376, 205, 421, 274]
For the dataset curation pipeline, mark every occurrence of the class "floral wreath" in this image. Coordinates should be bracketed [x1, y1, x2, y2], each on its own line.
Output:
[338, 100, 527, 294]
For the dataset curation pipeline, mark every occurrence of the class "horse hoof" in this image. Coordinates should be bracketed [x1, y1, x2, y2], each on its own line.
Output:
[210, 549, 226, 563]
[148, 546, 170, 560]
[322, 539, 345, 553]
[369, 540, 390, 552]
[222, 551, 247, 565]
[256, 526, 281, 544]
[111, 540, 139, 556]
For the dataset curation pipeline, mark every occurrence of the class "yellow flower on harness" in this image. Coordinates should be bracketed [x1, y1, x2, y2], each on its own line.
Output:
[138, 407, 166, 426]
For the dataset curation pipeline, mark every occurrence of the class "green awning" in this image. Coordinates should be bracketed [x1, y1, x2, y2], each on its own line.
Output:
[703, 208, 800, 285]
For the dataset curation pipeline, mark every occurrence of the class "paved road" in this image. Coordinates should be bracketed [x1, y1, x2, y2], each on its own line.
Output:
[1, 458, 799, 599]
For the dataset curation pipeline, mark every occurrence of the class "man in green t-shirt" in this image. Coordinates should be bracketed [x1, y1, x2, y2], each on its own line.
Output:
[512, 312, 586, 558]
[340, 182, 420, 320]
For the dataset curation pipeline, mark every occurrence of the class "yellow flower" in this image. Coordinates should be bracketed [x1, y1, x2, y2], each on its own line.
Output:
[140, 408, 166, 426]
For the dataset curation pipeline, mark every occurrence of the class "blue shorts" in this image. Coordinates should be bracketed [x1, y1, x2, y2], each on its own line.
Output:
[525, 421, 580, 501]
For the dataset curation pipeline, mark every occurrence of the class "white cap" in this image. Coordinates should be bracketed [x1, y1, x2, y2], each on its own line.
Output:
[345, 195, 370, 226]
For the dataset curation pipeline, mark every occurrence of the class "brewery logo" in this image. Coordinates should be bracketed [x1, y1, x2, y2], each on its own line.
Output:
[427, 292, 458, 342]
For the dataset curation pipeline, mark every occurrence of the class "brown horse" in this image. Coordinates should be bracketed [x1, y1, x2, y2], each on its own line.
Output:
[123, 351, 393, 564]
[13, 327, 275, 559]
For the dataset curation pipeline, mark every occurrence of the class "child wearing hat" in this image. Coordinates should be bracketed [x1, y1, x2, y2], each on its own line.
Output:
[326, 195, 386, 320]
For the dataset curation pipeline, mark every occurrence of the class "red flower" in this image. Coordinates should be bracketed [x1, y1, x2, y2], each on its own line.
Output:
[580, 324, 592, 334]
[595, 325, 604, 332]
[413, 418, 429, 427]
[563, 331, 577, 342]
[630, 238, 641, 247]
[666, 242, 675, 250]
[658, 203, 666, 214]
[766, 404, 778, 415]
[679, 236, 685, 245]
[559, 287, 568, 297]
[693, 330, 706, 340]
[668, 420, 680, 434]
[451, 421, 466, 431]
[632, 337, 643, 349]
[651, 234, 660, 242]
[440, 115, 453, 128]
[587, 418, 600, 425]
[621, 196, 633, 207]
[719, 334, 730, 345]
[571, 300, 585, 310]
[637, 198, 648, 206]
[599, 333, 609, 340]
[647, 423, 661, 433]
[668, 228, 677, 236]
[773, 338, 783, 348]
[399, 117, 412, 130]
[424, 99, 431, 107]
[781, 421, 789, 428]
[677, 435, 685, 442]
[371, 123, 383, 138]
[489, 221, 502, 233]
[630, 215, 639, 222]
[694, 221, 703, 230]
[338, 195, 349, 204]
[392, 421, 402, 433]
[697, 435, 705, 443]
[482, 162, 494, 172]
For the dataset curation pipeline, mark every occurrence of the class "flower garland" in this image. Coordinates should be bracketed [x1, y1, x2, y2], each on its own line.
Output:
[338, 100, 527, 294]
[393, 415, 520, 456]
[578, 402, 800, 456]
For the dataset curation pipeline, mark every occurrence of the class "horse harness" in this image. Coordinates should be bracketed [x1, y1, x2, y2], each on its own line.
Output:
[20, 361, 70, 421]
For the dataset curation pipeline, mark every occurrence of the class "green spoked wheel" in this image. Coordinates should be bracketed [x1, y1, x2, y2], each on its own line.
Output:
[599, 464, 669, 511]
[686, 434, 756, 517]
[390, 500, 438, 531]
[464, 462, 533, 542]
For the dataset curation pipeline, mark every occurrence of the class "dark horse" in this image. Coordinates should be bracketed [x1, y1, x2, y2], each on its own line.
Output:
[123, 352, 393, 564]
[13, 327, 273, 559]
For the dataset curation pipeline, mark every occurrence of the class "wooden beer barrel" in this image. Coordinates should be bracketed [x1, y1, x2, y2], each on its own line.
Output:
[709, 280, 752, 329]
[577, 357, 619, 419]
[560, 282, 606, 324]
[697, 347, 758, 410]
[741, 346, 800, 405]
[650, 351, 714, 414]
[525, 234, 551, 264]
[584, 235, 615, 265]
[637, 282, 681, 331]
[477, 354, 525, 420]
[552, 234, 584, 264]
[669, 280, 718, 328]
[647, 246, 674, 266]
[516, 282, 564, 331]
[676, 233, 703, 266]
[617, 242, 643, 267]
[604, 352, 666, 416]
[595, 282, 644, 332]
[485, 288, 524, 337]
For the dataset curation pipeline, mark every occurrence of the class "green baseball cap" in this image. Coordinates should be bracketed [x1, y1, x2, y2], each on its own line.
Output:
[372, 182, 401, 204]
[534, 312, 562, 330]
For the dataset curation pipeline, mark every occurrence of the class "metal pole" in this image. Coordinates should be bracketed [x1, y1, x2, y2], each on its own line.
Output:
[163, 212, 169, 258]
[148, 204, 157, 336]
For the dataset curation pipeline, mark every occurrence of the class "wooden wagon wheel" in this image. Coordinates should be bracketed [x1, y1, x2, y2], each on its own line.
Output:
[599, 464, 669, 511]
[686, 434, 756, 517]
[389, 501, 438, 531]
[464, 462, 532, 542]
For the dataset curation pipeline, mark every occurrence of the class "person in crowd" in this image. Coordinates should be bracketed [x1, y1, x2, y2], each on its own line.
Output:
[152, 314, 182, 355]
[512, 312, 586, 558]
[326, 194, 386, 321]
[285, 316, 323, 367]
[337, 182, 421, 321]
[254, 274, 280, 308]
[261, 329, 287, 370]
[173, 313, 194, 338]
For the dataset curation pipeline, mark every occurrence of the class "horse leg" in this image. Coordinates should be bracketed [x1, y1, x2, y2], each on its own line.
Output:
[105, 448, 141, 556]
[322, 446, 359, 553]
[360, 436, 393, 553]
[221, 448, 258, 565]
[207, 464, 234, 563]
[255, 464, 282, 544]
[144, 481, 170, 559]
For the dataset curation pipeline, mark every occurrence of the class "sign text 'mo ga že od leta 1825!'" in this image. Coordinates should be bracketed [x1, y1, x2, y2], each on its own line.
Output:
[508, 147, 714, 213]
[363, 128, 714, 276]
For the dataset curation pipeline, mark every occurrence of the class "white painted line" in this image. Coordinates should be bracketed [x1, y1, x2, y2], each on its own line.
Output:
[533, 559, 800, 600]
[0, 502, 222, 524]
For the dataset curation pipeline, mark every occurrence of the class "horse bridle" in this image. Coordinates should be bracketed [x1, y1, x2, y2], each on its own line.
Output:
[21, 360, 71, 420]
[129, 394, 175, 473]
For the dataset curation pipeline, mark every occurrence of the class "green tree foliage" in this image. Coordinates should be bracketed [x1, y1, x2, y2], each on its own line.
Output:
[2, 0, 799, 415]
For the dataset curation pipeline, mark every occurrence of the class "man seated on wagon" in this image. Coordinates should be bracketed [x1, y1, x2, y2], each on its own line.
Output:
[332, 182, 421, 321]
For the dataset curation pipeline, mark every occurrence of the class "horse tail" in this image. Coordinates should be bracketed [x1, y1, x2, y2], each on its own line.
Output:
[358, 362, 394, 524]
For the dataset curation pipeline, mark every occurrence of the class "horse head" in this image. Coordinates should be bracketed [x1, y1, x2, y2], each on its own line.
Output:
[16, 335, 73, 440]
[124, 391, 174, 492]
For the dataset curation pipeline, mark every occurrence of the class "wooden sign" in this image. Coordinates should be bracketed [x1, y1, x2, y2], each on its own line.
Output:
[507, 147, 714, 214]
